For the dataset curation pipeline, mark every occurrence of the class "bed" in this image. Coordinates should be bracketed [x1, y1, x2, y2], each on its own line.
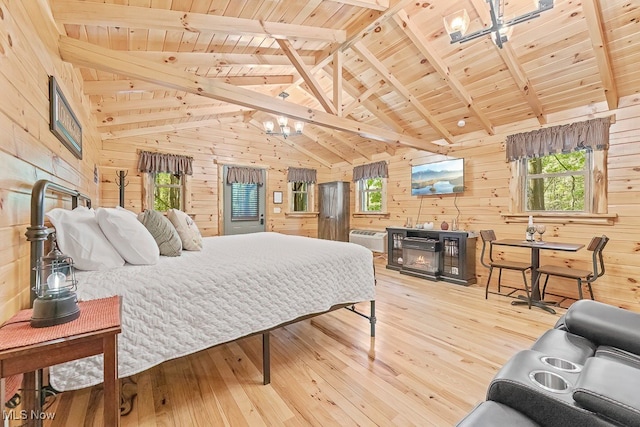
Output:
[24, 180, 376, 397]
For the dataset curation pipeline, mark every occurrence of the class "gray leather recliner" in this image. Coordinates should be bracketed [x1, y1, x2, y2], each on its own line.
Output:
[457, 300, 640, 426]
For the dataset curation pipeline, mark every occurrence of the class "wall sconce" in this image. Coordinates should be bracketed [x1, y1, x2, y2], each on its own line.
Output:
[262, 92, 304, 139]
[31, 234, 80, 327]
[444, 0, 554, 48]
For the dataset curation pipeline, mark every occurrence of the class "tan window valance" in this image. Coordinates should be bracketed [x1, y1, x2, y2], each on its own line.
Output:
[352, 160, 388, 182]
[506, 116, 611, 161]
[226, 167, 264, 185]
[287, 167, 317, 183]
[138, 151, 193, 175]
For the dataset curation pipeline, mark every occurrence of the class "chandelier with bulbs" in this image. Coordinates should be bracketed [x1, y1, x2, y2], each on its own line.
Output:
[262, 92, 304, 139]
[444, 0, 554, 49]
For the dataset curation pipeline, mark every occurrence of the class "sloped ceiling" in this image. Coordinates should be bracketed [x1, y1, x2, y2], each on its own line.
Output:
[51, 0, 640, 166]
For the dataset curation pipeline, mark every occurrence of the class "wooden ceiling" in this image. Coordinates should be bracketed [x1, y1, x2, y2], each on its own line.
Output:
[52, 0, 640, 165]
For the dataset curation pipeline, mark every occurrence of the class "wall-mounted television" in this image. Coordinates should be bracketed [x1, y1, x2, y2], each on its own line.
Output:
[411, 158, 464, 196]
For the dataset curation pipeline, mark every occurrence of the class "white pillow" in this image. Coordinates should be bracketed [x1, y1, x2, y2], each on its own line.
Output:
[115, 206, 138, 217]
[167, 209, 203, 251]
[45, 207, 125, 271]
[96, 208, 159, 265]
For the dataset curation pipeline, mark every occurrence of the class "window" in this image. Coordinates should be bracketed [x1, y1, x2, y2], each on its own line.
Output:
[524, 150, 590, 212]
[151, 172, 184, 211]
[138, 151, 192, 212]
[231, 183, 259, 221]
[289, 182, 314, 212]
[503, 116, 615, 224]
[357, 177, 386, 212]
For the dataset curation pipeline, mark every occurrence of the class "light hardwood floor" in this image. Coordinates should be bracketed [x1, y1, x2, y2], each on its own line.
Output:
[40, 259, 560, 426]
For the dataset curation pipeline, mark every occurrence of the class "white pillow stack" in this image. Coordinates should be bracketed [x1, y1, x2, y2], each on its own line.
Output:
[96, 207, 160, 265]
[167, 209, 203, 251]
[46, 207, 125, 271]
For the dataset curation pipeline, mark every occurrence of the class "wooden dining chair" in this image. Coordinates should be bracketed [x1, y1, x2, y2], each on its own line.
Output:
[537, 235, 609, 302]
[479, 230, 532, 307]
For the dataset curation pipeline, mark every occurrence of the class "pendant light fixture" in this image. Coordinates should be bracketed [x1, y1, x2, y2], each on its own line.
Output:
[444, 0, 554, 49]
[262, 92, 304, 139]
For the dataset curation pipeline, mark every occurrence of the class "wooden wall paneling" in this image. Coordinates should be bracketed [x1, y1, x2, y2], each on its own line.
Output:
[99, 124, 332, 238]
[336, 98, 640, 311]
[0, 1, 102, 322]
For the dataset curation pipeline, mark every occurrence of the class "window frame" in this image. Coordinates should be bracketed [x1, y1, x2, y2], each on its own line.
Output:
[503, 149, 615, 225]
[142, 172, 191, 212]
[355, 177, 387, 214]
[523, 149, 591, 213]
[288, 181, 314, 213]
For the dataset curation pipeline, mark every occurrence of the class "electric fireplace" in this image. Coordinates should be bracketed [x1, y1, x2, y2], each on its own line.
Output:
[401, 237, 442, 279]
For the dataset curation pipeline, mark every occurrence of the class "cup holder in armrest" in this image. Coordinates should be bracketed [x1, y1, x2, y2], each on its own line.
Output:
[541, 356, 582, 373]
[529, 370, 571, 393]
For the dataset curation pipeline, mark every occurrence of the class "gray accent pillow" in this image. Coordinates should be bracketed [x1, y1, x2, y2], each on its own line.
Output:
[139, 210, 182, 257]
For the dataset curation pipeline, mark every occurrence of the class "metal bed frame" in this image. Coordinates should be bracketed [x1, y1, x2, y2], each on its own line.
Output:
[23, 179, 376, 416]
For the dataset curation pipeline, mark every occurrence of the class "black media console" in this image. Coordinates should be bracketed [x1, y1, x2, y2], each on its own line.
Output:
[386, 227, 477, 286]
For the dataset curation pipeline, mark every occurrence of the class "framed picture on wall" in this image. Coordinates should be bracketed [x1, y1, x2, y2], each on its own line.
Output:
[273, 191, 283, 204]
[49, 76, 83, 160]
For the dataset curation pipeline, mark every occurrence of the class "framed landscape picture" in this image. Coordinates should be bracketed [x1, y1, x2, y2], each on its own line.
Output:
[49, 76, 82, 159]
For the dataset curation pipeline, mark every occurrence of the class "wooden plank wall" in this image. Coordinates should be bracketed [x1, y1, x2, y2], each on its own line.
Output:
[99, 123, 331, 238]
[335, 96, 640, 311]
[0, 1, 102, 322]
[3, 1, 640, 326]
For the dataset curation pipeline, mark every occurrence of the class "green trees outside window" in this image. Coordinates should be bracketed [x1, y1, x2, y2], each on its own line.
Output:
[360, 178, 383, 212]
[153, 172, 183, 211]
[292, 182, 308, 212]
[526, 150, 589, 212]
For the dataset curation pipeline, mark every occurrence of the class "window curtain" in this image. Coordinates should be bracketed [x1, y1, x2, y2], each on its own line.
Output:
[352, 160, 388, 182]
[287, 167, 317, 183]
[137, 151, 193, 175]
[506, 116, 611, 161]
[226, 167, 264, 185]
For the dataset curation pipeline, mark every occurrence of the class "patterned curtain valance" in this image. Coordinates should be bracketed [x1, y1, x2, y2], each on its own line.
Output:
[287, 167, 317, 183]
[226, 167, 264, 185]
[352, 160, 389, 182]
[137, 151, 193, 175]
[506, 116, 612, 161]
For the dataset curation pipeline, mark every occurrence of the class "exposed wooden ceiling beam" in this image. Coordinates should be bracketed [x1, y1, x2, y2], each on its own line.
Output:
[59, 36, 441, 152]
[301, 126, 353, 164]
[84, 76, 294, 95]
[102, 118, 229, 140]
[393, 10, 494, 136]
[310, 126, 373, 161]
[84, 80, 161, 95]
[497, 45, 546, 124]
[342, 80, 385, 117]
[317, 0, 415, 59]
[200, 75, 295, 86]
[277, 39, 336, 114]
[351, 41, 455, 143]
[297, 72, 385, 159]
[247, 119, 334, 168]
[468, 0, 546, 124]
[93, 95, 229, 114]
[52, 1, 346, 42]
[96, 105, 252, 128]
[333, 51, 344, 116]
[326, 0, 389, 12]
[133, 51, 316, 68]
[318, 70, 395, 157]
[582, 0, 618, 109]
[328, 68, 405, 134]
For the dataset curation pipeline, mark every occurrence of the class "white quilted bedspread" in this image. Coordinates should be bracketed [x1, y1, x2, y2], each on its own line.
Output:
[49, 232, 375, 391]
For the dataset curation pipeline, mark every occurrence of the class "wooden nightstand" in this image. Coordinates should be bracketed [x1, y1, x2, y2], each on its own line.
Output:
[0, 296, 121, 427]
